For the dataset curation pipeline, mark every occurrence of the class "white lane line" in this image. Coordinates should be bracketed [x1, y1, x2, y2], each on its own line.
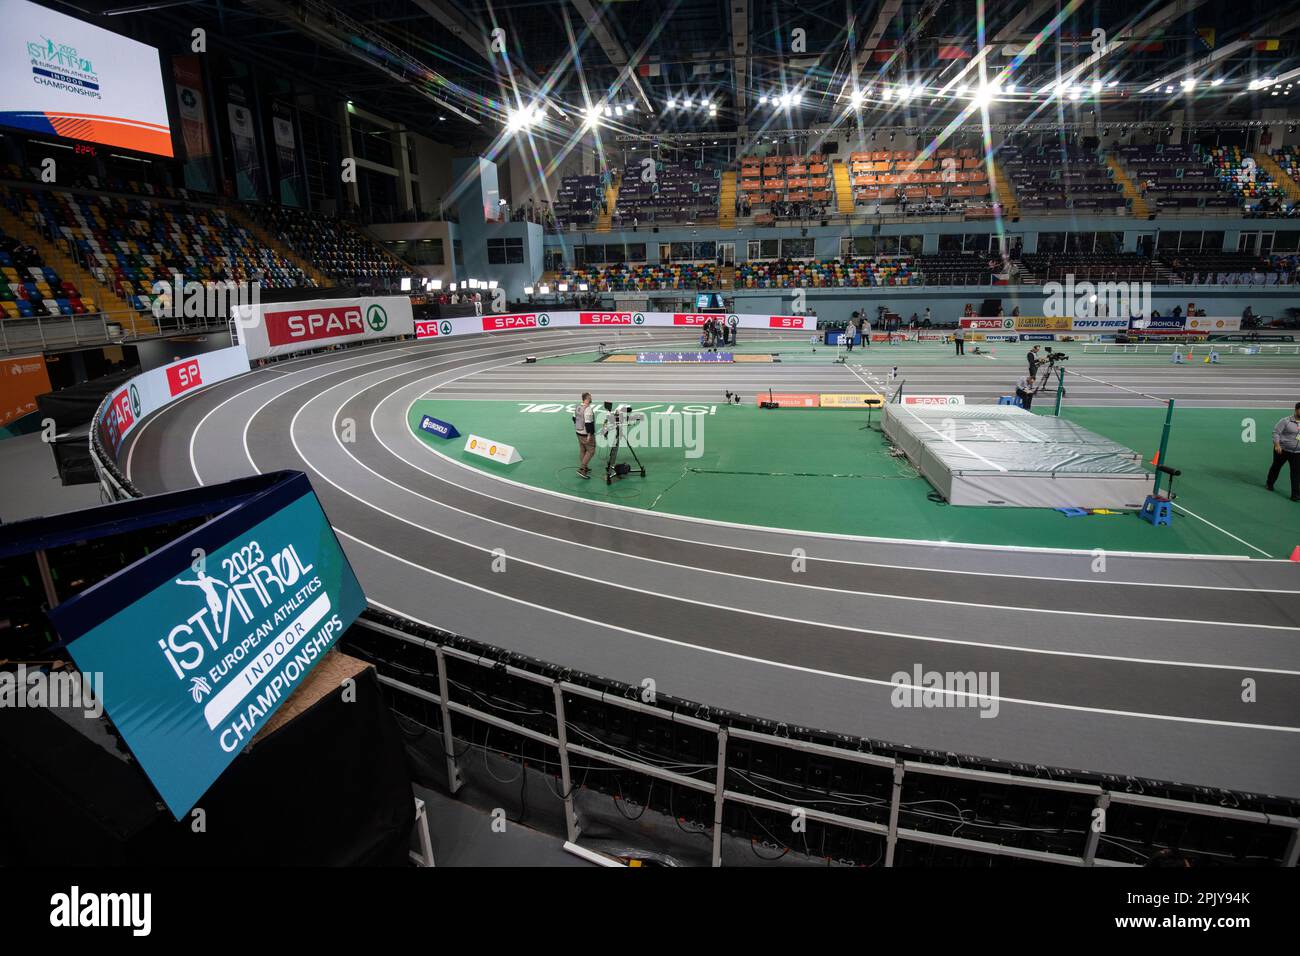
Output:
[350, 555, 1299, 734]
[1173, 503, 1272, 559]
[228, 333, 592, 483]
[347, 371, 1300, 630]
[276, 365, 1300, 671]
[172, 334, 1299, 599]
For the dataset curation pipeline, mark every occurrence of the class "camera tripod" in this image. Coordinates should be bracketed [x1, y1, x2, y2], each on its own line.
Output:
[603, 412, 646, 484]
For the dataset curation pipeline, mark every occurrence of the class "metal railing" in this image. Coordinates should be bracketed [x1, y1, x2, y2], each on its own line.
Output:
[0, 308, 230, 353]
[358, 615, 1300, 868]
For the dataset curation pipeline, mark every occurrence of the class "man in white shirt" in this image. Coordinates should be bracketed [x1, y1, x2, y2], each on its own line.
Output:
[1266, 401, 1300, 501]
[1015, 371, 1037, 410]
[573, 392, 597, 479]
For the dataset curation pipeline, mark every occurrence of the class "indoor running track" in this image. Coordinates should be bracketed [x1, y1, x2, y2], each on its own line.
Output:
[122, 329, 1300, 798]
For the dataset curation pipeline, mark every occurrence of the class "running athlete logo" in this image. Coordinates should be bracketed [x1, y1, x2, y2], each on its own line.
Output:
[366, 304, 388, 332]
[174, 569, 229, 635]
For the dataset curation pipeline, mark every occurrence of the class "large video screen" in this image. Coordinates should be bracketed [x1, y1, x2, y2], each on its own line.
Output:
[0, 0, 173, 156]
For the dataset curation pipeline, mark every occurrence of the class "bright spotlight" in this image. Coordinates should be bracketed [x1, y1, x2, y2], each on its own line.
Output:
[584, 104, 602, 127]
[973, 85, 993, 108]
[682, 96, 692, 109]
[1068, 86, 1081, 101]
[1210, 77, 1224, 87]
[539, 284, 550, 294]
[850, 89, 865, 108]
[578, 283, 589, 291]
[1091, 80, 1102, 93]
[523, 286, 534, 295]
[957, 83, 969, 95]
[779, 92, 793, 108]
[759, 94, 769, 105]
[1106, 79, 1119, 88]
[1180, 78, 1197, 92]
[603, 105, 613, 117]
[882, 87, 893, 101]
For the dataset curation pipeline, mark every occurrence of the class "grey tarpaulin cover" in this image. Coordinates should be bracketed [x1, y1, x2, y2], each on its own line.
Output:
[882, 403, 1155, 508]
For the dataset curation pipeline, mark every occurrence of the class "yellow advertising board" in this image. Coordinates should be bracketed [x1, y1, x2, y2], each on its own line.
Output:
[819, 393, 883, 408]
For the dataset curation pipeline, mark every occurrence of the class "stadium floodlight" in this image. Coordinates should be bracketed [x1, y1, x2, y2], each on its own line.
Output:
[850, 89, 865, 108]
[779, 92, 793, 108]
[431, 279, 443, 290]
[603, 105, 613, 117]
[578, 282, 589, 291]
[973, 84, 994, 108]
[1180, 78, 1197, 92]
[449, 283, 457, 291]
[666, 97, 676, 109]
[524, 285, 534, 295]
[584, 104, 602, 127]
[682, 96, 693, 108]
[488, 280, 499, 290]
[1068, 86, 1081, 101]
[1211, 78, 1224, 87]
[792, 92, 803, 105]
[1091, 80, 1102, 93]
[1005, 83, 1016, 94]
[957, 83, 970, 96]
[882, 87, 893, 101]
[558, 283, 568, 292]
[759, 94, 769, 106]
[539, 284, 550, 294]
[400, 277, 412, 291]
[615, 105, 624, 116]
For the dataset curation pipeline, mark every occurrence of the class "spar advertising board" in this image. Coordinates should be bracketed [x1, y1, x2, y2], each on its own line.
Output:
[97, 347, 249, 457]
[47, 472, 366, 818]
[234, 295, 414, 360]
[410, 310, 817, 341]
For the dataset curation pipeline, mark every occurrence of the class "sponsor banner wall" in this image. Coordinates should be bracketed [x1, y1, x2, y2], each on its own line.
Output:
[97, 347, 249, 457]
[1014, 316, 1073, 332]
[902, 394, 966, 406]
[960, 317, 1017, 331]
[1186, 316, 1241, 332]
[235, 296, 414, 360]
[411, 310, 817, 342]
[0, 354, 52, 433]
[1070, 318, 1128, 333]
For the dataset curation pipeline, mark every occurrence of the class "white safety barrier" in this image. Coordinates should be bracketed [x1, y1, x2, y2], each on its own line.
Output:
[233, 295, 415, 360]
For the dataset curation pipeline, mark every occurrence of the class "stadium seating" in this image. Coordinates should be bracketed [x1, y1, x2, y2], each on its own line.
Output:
[1206, 146, 1286, 214]
[559, 262, 718, 291]
[843, 149, 989, 216]
[735, 257, 917, 288]
[258, 206, 405, 284]
[1160, 251, 1294, 284]
[553, 174, 606, 228]
[615, 159, 720, 225]
[0, 228, 94, 320]
[2, 185, 311, 314]
[1018, 252, 1158, 283]
[1001, 145, 1126, 213]
[737, 154, 834, 218]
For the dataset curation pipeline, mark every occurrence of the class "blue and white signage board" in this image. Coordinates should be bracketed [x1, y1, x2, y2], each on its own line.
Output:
[48, 473, 366, 819]
[418, 414, 460, 439]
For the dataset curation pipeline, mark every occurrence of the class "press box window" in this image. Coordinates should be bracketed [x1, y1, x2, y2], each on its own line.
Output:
[487, 237, 524, 264]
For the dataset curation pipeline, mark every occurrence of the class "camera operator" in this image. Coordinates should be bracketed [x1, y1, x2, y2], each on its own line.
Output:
[1027, 345, 1041, 378]
[573, 392, 596, 479]
[1015, 369, 1038, 410]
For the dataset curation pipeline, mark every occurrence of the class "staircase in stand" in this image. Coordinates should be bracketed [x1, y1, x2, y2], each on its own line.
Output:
[833, 160, 855, 214]
[227, 206, 334, 287]
[595, 176, 620, 233]
[717, 171, 737, 228]
[719, 265, 735, 289]
[0, 200, 153, 335]
[989, 159, 1020, 219]
[1254, 152, 1300, 203]
[1105, 154, 1150, 219]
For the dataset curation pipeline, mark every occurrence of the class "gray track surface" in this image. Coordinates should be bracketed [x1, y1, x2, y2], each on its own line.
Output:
[122, 329, 1300, 798]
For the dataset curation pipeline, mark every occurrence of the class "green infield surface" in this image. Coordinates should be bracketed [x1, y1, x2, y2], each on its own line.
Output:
[533, 337, 1300, 369]
[408, 399, 1300, 558]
